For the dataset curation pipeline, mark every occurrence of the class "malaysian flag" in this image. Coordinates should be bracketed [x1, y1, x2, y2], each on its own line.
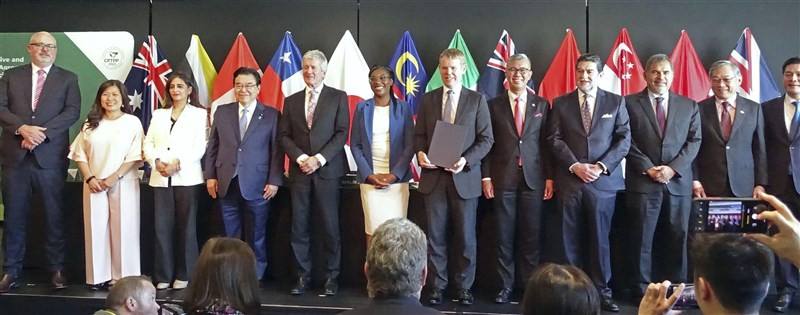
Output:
[728, 27, 781, 103]
[124, 35, 172, 132]
[389, 31, 428, 115]
[477, 30, 534, 100]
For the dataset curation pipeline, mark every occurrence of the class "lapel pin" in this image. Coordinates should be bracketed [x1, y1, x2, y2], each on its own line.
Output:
[740, 110, 745, 114]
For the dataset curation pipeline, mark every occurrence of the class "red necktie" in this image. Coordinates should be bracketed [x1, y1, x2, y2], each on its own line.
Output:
[514, 97, 524, 166]
[32, 69, 46, 111]
[720, 101, 732, 142]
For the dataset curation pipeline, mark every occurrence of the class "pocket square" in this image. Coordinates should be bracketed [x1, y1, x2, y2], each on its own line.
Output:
[601, 113, 613, 119]
[740, 110, 745, 114]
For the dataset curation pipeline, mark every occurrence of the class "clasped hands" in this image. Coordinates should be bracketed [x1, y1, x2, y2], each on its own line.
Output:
[646, 165, 675, 184]
[366, 173, 397, 189]
[155, 159, 181, 177]
[299, 155, 322, 175]
[86, 175, 121, 193]
[18, 124, 47, 151]
[417, 152, 466, 174]
[572, 163, 604, 183]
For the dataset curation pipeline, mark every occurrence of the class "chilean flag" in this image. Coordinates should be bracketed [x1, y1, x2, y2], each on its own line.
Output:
[124, 35, 172, 132]
[258, 31, 304, 112]
[729, 27, 781, 103]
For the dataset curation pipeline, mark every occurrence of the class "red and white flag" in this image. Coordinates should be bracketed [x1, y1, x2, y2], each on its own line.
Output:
[210, 33, 261, 120]
[598, 28, 646, 96]
[538, 28, 581, 103]
[670, 30, 711, 102]
[323, 30, 373, 171]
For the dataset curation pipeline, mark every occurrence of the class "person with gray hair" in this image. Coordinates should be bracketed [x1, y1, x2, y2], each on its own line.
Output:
[693, 59, 765, 199]
[280, 49, 350, 296]
[340, 218, 441, 315]
[94, 276, 159, 315]
[481, 53, 553, 304]
[624, 53, 701, 304]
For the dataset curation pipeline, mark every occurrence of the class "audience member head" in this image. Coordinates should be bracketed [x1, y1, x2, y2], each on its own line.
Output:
[521, 263, 601, 315]
[365, 218, 427, 299]
[183, 237, 259, 315]
[104, 276, 159, 315]
[85, 80, 131, 130]
[164, 71, 202, 108]
[575, 54, 602, 94]
[692, 233, 773, 315]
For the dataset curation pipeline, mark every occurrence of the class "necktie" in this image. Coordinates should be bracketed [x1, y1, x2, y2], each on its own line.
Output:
[514, 97, 524, 166]
[581, 94, 592, 133]
[720, 101, 733, 142]
[239, 107, 249, 140]
[443, 90, 455, 124]
[655, 96, 667, 135]
[32, 69, 45, 111]
[790, 101, 800, 141]
[306, 89, 318, 129]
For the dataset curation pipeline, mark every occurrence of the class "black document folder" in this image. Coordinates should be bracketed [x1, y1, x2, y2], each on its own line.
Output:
[428, 120, 467, 168]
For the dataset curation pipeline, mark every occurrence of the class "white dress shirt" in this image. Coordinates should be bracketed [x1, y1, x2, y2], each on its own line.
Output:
[297, 84, 328, 166]
[31, 64, 52, 106]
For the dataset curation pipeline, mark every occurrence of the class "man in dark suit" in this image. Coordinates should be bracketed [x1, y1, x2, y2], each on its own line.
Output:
[204, 67, 283, 281]
[481, 53, 552, 304]
[415, 48, 493, 306]
[763, 56, 800, 313]
[693, 60, 766, 198]
[340, 218, 441, 315]
[0, 31, 80, 292]
[279, 50, 349, 296]
[546, 53, 630, 312]
[624, 54, 701, 301]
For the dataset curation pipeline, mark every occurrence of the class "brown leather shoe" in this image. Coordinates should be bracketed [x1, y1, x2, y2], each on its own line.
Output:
[51, 270, 67, 289]
[0, 274, 18, 293]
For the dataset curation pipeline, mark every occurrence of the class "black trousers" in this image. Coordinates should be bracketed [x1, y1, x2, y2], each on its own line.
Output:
[775, 175, 800, 294]
[1, 155, 65, 277]
[153, 184, 200, 283]
[627, 188, 692, 294]
[557, 184, 616, 298]
[492, 169, 543, 290]
[424, 174, 478, 291]
[289, 174, 341, 280]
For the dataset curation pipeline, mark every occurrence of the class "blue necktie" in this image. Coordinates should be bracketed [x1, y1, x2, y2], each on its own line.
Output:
[239, 107, 249, 140]
[790, 101, 800, 141]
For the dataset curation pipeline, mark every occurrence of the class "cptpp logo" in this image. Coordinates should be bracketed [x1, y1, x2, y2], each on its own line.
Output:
[102, 47, 124, 69]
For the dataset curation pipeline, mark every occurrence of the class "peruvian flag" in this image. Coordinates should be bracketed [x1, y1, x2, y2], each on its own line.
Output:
[598, 28, 646, 96]
[670, 30, 711, 102]
[323, 30, 373, 171]
[210, 32, 261, 120]
[258, 31, 305, 112]
[538, 28, 581, 103]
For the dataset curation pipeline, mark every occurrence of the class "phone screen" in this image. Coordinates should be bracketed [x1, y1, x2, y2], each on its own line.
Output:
[698, 199, 768, 233]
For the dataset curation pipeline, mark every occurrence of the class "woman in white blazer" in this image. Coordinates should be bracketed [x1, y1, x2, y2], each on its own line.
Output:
[143, 72, 208, 290]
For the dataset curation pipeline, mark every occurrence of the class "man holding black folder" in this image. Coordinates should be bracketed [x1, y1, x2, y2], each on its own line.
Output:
[414, 48, 493, 306]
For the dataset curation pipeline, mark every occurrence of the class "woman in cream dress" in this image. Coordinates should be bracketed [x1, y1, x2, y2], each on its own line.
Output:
[69, 80, 144, 289]
[350, 66, 415, 246]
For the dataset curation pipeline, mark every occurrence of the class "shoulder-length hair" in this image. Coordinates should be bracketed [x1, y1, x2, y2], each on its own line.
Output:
[183, 237, 260, 315]
[522, 263, 601, 315]
[85, 80, 131, 130]
[164, 71, 203, 109]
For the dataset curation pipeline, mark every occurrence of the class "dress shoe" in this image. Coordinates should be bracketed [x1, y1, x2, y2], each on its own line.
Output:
[601, 297, 620, 312]
[0, 274, 18, 293]
[156, 282, 170, 290]
[172, 280, 188, 290]
[774, 291, 794, 313]
[289, 277, 310, 295]
[51, 270, 67, 289]
[323, 278, 338, 296]
[458, 289, 474, 306]
[494, 288, 512, 304]
[87, 281, 110, 291]
[427, 288, 443, 305]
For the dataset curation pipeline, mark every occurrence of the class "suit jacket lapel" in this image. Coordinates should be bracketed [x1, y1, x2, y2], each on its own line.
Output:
[638, 92, 662, 139]
[36, 67, 57, 112]
[589, 90, 605, 134]
[453, 88, 469, 124]
[702, 100, 724, 143]
[22, 64, 33, 112]
[433, 89, 444, 121]
[364, 99, 374, 145]
[522, 92, 537, 137]
[241, 103, 265, 144]
[729, 97, 749, 140]
[310, 86, 327, 130]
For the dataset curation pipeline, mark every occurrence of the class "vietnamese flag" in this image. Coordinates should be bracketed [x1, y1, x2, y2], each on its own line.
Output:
[670, 30, 711, 102]
[538, 28, 581, 103]
[210, 32, 261, 120]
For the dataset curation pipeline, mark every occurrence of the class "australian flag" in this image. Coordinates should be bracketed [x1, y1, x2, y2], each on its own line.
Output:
[477, 30, 535, 100]
[124, 35, 172, 132]
[729, 28, 780, 103]
[389, 31, 428, 115]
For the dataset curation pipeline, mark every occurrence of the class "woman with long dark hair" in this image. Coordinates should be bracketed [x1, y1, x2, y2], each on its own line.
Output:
[143, 71, 208, 290]
[68, 80, 144, 290]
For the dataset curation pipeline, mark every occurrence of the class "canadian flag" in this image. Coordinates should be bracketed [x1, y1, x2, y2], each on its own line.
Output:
[210, 33, 261, 121]
[323, 30, 373, 171]
[598, 28, 646, 96]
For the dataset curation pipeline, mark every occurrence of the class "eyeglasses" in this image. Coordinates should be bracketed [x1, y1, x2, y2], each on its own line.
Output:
[369, 75, 391, 83]
[234, 83, 258, 90]
[507, 68, 531, 74]
[29, 42, 57, 50]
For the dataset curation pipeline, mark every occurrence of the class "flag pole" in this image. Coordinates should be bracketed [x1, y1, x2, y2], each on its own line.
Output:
[585, 0, 589, 51]
[148, 0, 153, 36]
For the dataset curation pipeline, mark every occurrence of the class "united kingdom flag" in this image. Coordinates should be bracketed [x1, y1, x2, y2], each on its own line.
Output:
[124, 35, 172, 132]
[728, 27, 780, 103]
[477, 30, 534, 100]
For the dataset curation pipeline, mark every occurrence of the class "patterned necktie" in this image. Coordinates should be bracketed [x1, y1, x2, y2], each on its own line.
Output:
[32, 69, 46, 111]
[514, 97, 524, 166]
[790, 101, 800, 141]
[239, 107, 249, 140]
[720, 101, 733, 142]
[306, 89, 318, 129]
[581, 94, 592, 133]
[655, 96, 667, 135]
[443, 90, 455, 123]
